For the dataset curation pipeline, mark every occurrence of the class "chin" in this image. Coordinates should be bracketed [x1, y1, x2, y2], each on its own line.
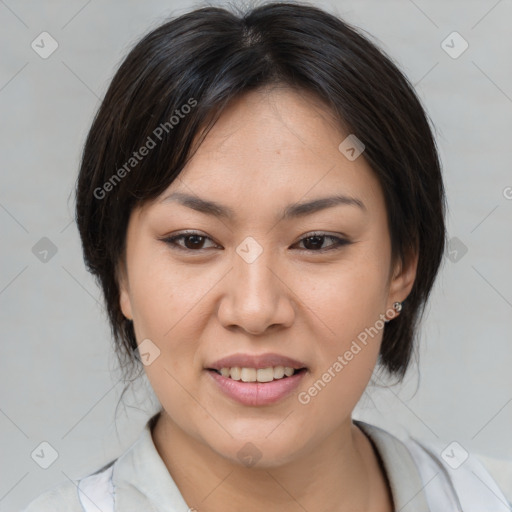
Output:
[207, 432, 305, 470]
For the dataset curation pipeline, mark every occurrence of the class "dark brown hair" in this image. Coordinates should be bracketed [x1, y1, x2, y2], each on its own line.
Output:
[75, 1, 447, 382]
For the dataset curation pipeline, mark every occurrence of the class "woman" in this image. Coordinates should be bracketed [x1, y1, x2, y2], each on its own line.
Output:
[22, 2, 511, 511]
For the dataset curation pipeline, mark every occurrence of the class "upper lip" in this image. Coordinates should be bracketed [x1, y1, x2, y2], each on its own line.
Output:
[207, 353, 308, 371]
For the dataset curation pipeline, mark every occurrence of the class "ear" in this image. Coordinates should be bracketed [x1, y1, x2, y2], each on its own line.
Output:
[117, 259, 133, 321]
[387, 247, 419, 315]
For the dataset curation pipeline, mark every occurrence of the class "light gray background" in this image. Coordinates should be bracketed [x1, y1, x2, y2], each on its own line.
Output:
[1, 0, 511, 510]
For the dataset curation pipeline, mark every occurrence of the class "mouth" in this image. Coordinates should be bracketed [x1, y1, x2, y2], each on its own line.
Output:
[205, 353, 309, 405]
[207, 366, 308, 383]
[206, 366, 308, 406]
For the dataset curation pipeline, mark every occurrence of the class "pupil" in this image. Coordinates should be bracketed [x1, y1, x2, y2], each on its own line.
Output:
[186, 235, 204, 249]
[304, 236, 323, 250]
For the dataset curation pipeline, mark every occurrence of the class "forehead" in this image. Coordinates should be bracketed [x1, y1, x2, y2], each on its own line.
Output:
[153, 87, 385, 220]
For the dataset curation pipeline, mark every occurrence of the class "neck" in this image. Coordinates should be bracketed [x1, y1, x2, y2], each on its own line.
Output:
[151, 411, 393, 512]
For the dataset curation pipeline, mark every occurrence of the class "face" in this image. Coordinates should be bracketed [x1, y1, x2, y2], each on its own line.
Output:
[118, 86, 417, 467]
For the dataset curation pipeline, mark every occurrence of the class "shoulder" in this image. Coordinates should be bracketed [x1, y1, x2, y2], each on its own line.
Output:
[403, 433, 512, 511]
[20, 462, 115, 512]
[20, 479, 82, 512]
[477, 453, 512, 506]
[21, 414, 161, 512]
[356, 420, 512, 511]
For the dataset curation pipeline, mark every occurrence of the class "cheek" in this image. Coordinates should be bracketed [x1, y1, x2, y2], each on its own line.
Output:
[128, 248, 197, 335]
[290, 256, 388, 413]
[127, 258, 210, 425]
[294, 254, 389, 341]
[127, 251, 220, 379]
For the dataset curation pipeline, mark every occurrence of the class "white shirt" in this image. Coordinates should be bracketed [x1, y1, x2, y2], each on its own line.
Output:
[21, 413, 512, 511]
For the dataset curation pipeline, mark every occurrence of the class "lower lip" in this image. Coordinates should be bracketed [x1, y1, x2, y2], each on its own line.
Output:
[207, 369, 307, 406]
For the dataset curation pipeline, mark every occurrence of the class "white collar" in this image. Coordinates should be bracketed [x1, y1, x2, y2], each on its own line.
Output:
[108, 414, 431, 511]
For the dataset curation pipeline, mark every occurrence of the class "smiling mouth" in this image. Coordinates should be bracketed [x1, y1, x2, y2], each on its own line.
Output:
[207, 366, 307, 383]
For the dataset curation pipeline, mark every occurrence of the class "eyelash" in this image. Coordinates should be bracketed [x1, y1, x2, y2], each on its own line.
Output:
[160, 230, 352, 254]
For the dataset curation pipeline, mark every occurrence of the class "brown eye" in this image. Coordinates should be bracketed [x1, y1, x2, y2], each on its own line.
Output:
[295, 233, 351, 252]
[162, 232, 218, 251]
[181, 234, 207, 250]
[161, 231, 351, 253]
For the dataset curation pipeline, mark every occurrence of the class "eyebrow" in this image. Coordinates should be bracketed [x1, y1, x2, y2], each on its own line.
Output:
[160, 191, 366, 220]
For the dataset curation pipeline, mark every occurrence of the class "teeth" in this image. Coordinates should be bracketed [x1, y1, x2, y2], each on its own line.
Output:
[241, 368, 257, 382]
[284, 367, 294, 377]
[217, 366, 299, 382]
[230, 367, 241, 380]
[256, 368, 274, 382]
[273, 366, 285, 379]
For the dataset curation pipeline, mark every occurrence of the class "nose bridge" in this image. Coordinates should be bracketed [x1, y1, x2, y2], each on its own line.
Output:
[219, 236, 293, 333]
[233, 237, 278, 304]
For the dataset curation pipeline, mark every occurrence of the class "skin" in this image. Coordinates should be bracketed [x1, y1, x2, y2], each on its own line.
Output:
[118, 86, 418, 512]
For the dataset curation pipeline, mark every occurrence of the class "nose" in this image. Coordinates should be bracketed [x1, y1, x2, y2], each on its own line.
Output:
[217, 245, 295, 335]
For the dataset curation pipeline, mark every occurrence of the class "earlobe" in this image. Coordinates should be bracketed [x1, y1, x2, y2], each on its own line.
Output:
[388, 249, 419, 307]
[117, 263, 133, 321]
[119, 286, 133, 321]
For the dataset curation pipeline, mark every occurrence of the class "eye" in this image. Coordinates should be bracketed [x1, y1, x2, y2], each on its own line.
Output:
[160, 230, 351, 253]
[293, 232, 352, 252]
[161, 231, 219, 252]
